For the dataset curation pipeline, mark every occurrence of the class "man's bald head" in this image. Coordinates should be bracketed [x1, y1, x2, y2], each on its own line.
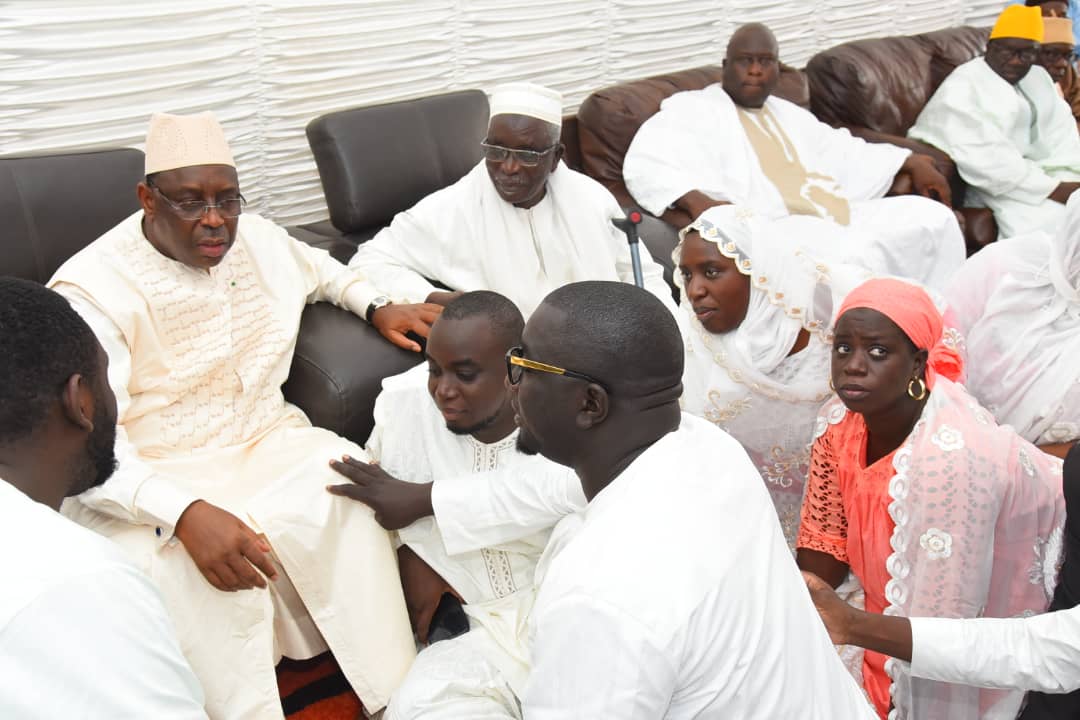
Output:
[722, 23, 780, 109]
[726, 23, 778, 58]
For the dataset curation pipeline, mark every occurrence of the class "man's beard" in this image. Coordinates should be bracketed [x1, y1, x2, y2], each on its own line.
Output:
[446, 410, 500, 438]
[69, 404, 118, 496]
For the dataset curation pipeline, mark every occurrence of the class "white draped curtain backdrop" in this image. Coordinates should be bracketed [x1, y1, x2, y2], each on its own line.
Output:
[0, 0, 997, 225]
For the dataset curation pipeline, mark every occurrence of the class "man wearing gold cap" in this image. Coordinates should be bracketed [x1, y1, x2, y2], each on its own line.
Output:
[47, 112, 434, 719]
[623, 23, 965, 293]
[909, 5, 1080, 238]
[348, 82, 678, 321]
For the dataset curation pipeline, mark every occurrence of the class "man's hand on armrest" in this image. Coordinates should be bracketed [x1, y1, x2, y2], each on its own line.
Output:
[174, 500, 278, 592]
[327, 455, 434, 530]
[802, 571, 913, 662]
[896, 154, 953, 207]
[675, 190, 731, 222]
[371, 303, 443, 352]
[1050, 182, 1080, 205]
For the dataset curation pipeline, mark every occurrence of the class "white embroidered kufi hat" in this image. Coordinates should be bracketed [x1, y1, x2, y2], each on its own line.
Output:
[144, 111, 236, 175]
[488, 82, 563, 127]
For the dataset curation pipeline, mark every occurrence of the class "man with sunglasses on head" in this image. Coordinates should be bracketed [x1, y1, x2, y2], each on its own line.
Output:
[910, 4, 1080, 238]
[348, 82, 677, 319]
[47, 111, 434, 719]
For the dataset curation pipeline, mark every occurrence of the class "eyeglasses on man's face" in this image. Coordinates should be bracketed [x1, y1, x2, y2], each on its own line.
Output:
[481, 142, 557, 168]
[148, 182, 247, 222]
[1040, 47, 1078, 64]
[505, 346, 611, 392]
[988, 44, 1039, 64]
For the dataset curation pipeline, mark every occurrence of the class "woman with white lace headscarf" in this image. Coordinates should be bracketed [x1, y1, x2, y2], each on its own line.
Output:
[676, 205, 872, 545]
[946, 193, 1080, 458]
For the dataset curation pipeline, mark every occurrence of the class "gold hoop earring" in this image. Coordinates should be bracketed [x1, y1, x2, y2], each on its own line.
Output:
[907, 377, 927, 401]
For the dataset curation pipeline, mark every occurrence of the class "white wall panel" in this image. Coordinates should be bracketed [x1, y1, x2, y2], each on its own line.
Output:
[0, 0, 1004, 225]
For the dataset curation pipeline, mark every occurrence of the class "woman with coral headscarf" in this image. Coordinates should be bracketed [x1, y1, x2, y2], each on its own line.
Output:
[796, 277, 1066, 720]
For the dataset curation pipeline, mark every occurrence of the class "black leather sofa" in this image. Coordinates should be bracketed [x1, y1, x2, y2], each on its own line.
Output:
[0, 147, 417, 444]
[306, 89, 490, 260]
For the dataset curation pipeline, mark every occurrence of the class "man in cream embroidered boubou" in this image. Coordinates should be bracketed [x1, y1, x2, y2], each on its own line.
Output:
[48, 111, 439, 719]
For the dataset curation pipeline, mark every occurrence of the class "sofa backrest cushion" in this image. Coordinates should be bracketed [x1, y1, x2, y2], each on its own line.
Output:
[307, 90, 490, 237]
[0, 148, 144, 283]
[807, 26, 990, 136]
[577, 65, 808, 206]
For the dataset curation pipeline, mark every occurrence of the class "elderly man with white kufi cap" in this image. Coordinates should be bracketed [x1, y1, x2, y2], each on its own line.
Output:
[348, 81, 677, 320]
[48, 111, 437, 719]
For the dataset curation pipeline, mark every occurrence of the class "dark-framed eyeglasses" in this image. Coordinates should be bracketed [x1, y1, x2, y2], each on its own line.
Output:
[480, 142, 557, 168]
[505, 346, 611, 392]
[1040, 47, 1078, 64]
[148, 181, 247, 221]
[988, 45, 1039, 64]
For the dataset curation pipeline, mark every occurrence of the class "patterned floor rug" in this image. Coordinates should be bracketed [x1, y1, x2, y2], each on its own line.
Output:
[278, 653, 362, 720]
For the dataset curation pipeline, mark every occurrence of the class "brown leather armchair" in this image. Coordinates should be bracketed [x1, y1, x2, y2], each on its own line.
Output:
[0, 147, 413, 445]
[575, 65, 810, 284]
[807, 26, 996, 251]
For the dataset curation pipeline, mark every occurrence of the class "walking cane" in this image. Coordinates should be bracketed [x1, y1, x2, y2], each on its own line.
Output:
[612, 210, 645, 288]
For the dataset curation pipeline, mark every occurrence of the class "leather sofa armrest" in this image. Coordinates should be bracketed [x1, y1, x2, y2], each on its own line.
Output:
[848, 128, 956, 178]
[284, 303, 421, 446]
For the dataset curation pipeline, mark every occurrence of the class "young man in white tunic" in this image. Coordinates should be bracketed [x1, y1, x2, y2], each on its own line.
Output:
[510, 280, 877, 719]
[46, 112, 441, 719]
[348, 82, 677, 318]
[909, 5, 1080, 238]
[0, 278, 206, 718]
[623, 23, 965, 292]
[328, 291, 585, 719]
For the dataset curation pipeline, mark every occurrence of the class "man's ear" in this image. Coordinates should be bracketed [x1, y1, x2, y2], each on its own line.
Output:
[137, 181, 155, 218]
[552, 142, 566, 168]
[574, 384, 609, 430]
[60, 374, 95, 433]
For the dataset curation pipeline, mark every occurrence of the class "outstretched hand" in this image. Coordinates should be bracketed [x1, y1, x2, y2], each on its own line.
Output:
[802, 571, 853, 646]
[174, 500, 278, 592]
[371, 302, 443, 352]
[326, 455, 434, 530]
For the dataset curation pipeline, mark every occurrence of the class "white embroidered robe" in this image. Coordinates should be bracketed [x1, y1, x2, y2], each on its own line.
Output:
[348, 161, 678, 319]
[365, 370, 584, 720]
[909, 58, 1080, 238]
[48, 211, 414, 719]
[623, 85, 965, 291]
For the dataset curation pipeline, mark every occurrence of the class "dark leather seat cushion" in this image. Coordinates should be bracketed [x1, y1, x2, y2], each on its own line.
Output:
[283, 303, 421, 444]
[307, 90, 490, 237]
[0, 148, 144, 283]
[807, 26, 989, 137]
